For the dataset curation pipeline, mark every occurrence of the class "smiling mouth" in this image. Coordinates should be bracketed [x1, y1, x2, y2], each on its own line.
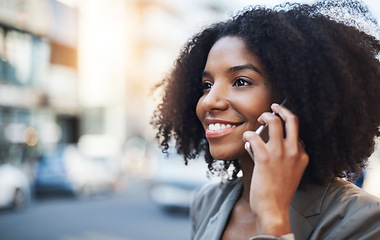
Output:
[208, 123, 239, 131]
[205, 122, 243, 139]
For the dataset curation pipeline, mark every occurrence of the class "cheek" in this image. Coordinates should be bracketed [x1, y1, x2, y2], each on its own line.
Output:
[246, 105, 268, 120]
[196, 97, 205, 123]
[233, 95, 273, 123]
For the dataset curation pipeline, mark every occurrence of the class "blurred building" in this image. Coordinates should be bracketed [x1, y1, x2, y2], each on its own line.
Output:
[0, 0, 78, 176]
[0, 0, 241, 179]
[76, 0, 241, 177]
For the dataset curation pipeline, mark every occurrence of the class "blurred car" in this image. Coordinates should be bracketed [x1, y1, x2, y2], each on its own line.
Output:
[34, 144, 80, 196]
[148, 149, 212, 211]
[0, 163, 30, 211]
[77, 134, 123, 193]
[34, 143, 120, 197]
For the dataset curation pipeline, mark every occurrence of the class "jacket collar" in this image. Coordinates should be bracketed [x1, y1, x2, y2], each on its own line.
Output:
[291, 181, 331, 217]
[289, 180, 332, 239]
[204, 179, 243, 239]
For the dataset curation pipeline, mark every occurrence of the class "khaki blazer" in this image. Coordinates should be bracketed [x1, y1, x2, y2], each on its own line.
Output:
[190, 178, 380, 240]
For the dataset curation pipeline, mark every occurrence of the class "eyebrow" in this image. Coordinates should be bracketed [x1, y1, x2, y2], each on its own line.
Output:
[202, 64, 261, 77]
[202, 71, 211, 77]
[228, 64, 261, 74]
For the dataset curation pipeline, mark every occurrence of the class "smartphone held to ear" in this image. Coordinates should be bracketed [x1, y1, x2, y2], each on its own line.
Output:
[256, 99, 287, 143]
[244, 99, 287, 160]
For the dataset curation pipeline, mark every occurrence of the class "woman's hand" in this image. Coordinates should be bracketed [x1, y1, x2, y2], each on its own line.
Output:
[243, 103, 309, 236]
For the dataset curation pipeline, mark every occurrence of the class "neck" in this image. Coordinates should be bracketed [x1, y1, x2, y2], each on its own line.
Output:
[239, 155, 254, 202]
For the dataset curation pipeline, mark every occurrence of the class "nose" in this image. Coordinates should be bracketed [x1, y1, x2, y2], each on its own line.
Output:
[201, 83, 229, 112]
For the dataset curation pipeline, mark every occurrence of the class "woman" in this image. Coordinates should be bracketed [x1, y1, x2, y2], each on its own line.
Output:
[152, 0, 380, 239]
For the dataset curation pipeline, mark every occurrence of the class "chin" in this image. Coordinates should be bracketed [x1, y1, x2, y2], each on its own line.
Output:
[209, 147, 242, 161]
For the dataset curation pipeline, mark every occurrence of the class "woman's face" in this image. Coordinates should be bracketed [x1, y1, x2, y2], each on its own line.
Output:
[196, 36, 274, 160]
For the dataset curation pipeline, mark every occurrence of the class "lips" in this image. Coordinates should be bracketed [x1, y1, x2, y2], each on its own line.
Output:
[205, 119, 243, 138]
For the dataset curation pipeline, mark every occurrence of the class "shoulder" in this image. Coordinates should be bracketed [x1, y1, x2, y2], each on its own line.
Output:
[312, 178, 380, 239]
[323, 178, 380, 211]
[294, 177, 380, 216]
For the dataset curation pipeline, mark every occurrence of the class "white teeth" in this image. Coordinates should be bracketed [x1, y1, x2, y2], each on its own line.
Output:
[208, 123, 236, 131]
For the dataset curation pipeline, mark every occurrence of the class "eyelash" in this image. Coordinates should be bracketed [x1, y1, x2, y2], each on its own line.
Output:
[201, 78, 253, 92]
[201, 81, 212, 90]
[233, 78, 252, 87]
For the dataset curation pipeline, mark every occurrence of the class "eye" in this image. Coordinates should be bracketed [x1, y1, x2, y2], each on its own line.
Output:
[233, 78, 251, 87]
[201, 81, 213, 91]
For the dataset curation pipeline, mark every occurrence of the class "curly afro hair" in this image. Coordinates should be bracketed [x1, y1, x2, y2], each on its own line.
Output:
[152, 0, 380, 185]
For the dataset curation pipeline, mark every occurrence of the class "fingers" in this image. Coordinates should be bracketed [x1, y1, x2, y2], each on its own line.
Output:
[271, 104, 308, 155]
[245, 102, 304, 156]
[271, 103, 299, 143]
[243, 130, 267, 161]
[257, 111, 284, 146]
[244, 142, 255, 162]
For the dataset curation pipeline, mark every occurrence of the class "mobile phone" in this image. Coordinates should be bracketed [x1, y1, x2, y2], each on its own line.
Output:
[245, 99, 287, 160]
[256, 98, 287, 143]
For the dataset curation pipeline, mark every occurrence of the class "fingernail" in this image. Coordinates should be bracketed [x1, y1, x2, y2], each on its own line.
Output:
[243, 131, 254, 141]
[257, 116, 264, 123]
[245, 142, 255, 161]
[244, 142, 250, 151]
[243, 131, 254, 138]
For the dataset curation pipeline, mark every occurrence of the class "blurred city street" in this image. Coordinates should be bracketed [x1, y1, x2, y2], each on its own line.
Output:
[0, 1, 380, 240]
[0, 176, 191, 240]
